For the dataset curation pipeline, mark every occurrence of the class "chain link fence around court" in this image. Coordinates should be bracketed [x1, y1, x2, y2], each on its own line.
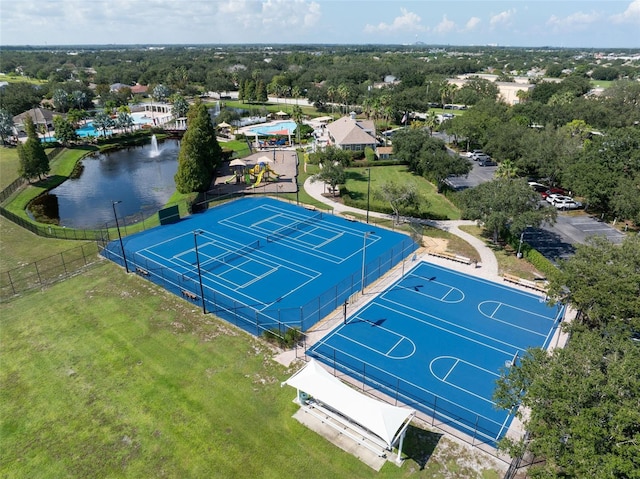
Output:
[0, 242, 102, 300]
[102, 237, 417, 339]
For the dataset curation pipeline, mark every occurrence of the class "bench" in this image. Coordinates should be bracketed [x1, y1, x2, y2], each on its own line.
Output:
[181, 290, 198, 301]
[304, 205, 317, 211]
[343, 214, 357, 222]
[428, 250, 472, 265]
[135, 267, 150, 276]
[503, 273, 548, 293]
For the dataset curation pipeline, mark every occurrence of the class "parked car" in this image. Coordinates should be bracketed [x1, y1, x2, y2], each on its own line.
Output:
[477, 155, 496, 166]
[470, 149, 484, 160]
[528, 181, 549, 193]
[549, 195, 583, 210]
[541, 187, 567, 198]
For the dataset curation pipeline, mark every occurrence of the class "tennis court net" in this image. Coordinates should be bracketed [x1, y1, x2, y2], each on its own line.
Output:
[266, 212, 322, 243]
[202, 240, 261, 273]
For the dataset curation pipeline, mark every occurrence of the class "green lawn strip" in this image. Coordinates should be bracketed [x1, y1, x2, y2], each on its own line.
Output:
[343, 165, 461, 220]
[0, 263, 499, 478]
[0, 147, 22, 190]
[458, 224, 546, 280]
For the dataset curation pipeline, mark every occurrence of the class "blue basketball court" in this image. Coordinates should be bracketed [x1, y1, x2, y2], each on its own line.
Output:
[102, 197, 417, 334]
[307, 261, 564, 447]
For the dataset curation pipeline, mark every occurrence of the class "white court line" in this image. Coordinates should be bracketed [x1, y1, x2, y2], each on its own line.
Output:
[219, 203, 378, 264]
[430, 356, 499, 406]
[137, 231, 321, 310]
[478, 301, 553, 338]
[409, 272, 464, 303]
[335, 316, 416, 360]
[442, 358, 459, 382]
[377, 299, 522, 354]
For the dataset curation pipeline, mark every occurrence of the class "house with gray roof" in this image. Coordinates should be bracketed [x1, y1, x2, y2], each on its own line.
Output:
[326, 113, 377, 152]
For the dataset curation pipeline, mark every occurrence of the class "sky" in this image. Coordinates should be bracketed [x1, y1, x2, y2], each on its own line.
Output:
[1, 0, 639, 49]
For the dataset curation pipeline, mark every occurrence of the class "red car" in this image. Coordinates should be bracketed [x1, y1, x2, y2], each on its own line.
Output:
[541, 187, 567, 198]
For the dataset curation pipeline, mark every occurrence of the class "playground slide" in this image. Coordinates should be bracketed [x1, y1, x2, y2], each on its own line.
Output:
[252, 168, 265, 188]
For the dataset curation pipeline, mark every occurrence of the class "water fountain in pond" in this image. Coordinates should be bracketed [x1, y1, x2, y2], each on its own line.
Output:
[149, 134, 160, 157]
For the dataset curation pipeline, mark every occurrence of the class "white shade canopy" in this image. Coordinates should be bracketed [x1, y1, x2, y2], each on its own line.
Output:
[282, 359, 415, 449]
[229, 159, 246, 167]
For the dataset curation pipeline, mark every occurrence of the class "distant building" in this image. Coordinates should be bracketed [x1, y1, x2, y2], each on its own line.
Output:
[130, 84, 149, 96]
[376, 146, 393, 160]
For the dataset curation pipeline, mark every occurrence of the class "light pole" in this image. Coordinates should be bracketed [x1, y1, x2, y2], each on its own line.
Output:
[193, 230, 206, 314]
[517, 226, 531, 259]
[361, 231, 376, 293]
[111, 201, 129, 273]
[366, 168, 371, 224]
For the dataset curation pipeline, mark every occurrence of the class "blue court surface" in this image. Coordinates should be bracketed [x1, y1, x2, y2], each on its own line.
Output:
[102, 197, 417, 334]
[307, 261, 564, 447]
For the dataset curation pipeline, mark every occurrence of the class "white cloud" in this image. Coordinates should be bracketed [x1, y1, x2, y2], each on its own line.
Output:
[465, 17, 481, 31]
[434, 15, 456, 34]
[490, 9, 516, 29]
[610, 0, 640, 24]
[364, 8, 425, 34]
[547, 11, 601, 31]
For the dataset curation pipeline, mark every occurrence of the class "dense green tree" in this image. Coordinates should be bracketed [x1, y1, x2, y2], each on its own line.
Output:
[459, 178, 556, 242]
[0, 108, 14, 143]
[52, 88, 70, 112]
[92, 111, 113, 137]
[152, 84, 170, 103]
[454, 77, 499, 105]
[52, 116, 78, 145]
[0, 82, 42, 116]
[310, 161, 345, 197]
[311, 146, 352, 168]
[374, 180, 424, 225]
[548, 235, 640, 331]
[170, 94, 189, 119]
[17, 116, 49, 181]
[494, 329, 640, 478]
[563, 128, 640, 213]
[392, 128, 471, 192]
[174, 101, 222, 193]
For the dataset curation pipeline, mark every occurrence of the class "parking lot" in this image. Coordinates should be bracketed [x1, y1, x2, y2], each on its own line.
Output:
[442, 151, 626, 261]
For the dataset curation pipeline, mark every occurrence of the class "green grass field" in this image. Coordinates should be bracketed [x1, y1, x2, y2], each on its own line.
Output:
[343, 165, 462, 220]
[0, 263, 502, 478]
[0, 147, 22, 190]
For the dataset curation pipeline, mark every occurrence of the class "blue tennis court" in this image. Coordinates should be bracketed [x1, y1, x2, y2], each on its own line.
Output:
[307, 261, 564, 447]
[102, 197, 417, 335]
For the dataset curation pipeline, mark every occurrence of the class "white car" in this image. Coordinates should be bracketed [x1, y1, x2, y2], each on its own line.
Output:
[545, 193, 564, 204]
[550, 196, 583, 210]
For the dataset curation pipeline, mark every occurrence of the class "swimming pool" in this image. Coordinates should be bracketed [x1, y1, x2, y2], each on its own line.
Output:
[247, 121, 297, 136]
[43, 112, 156, 141]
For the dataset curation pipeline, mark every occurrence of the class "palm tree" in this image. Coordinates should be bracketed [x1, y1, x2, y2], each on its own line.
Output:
[338, 83, 350, 115]
[327, 86, 336, 115]
[495, 159, 518, 179]
[116, 111, 134, 133]
[425, 111, 438, 135]
[291, 104, 303, 145]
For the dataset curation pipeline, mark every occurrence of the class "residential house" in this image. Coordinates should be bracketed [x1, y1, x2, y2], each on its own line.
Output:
[326, 113, 377, 152]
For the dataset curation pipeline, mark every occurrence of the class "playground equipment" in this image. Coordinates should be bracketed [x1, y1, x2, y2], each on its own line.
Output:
[225, 159, 247, 184]
[249, 162, 279, 188]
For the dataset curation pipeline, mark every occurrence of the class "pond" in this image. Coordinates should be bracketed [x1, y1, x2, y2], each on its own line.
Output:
[31, 138, 180, 229]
